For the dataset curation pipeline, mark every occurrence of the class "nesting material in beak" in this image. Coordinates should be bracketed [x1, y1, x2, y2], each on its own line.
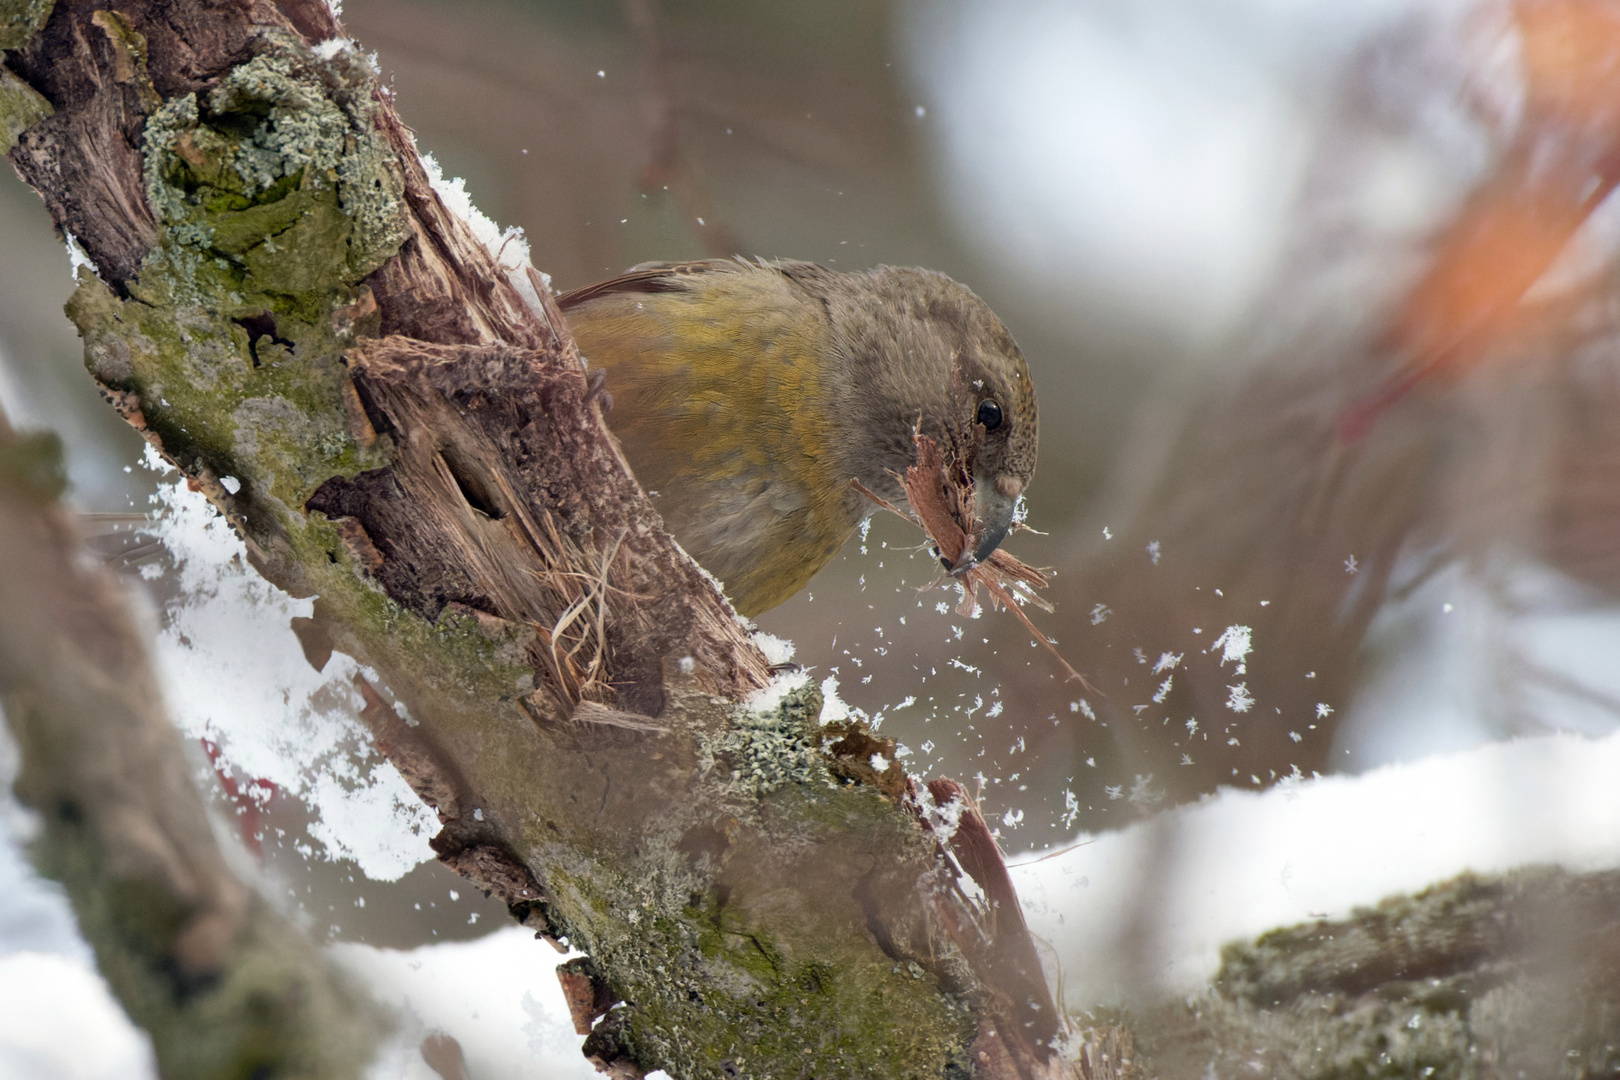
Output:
[951, 471, 1017, 573]
[851, 432, 1089, 688]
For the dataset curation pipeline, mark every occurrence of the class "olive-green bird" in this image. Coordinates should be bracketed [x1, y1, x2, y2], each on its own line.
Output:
[559, 258, 1038, 618]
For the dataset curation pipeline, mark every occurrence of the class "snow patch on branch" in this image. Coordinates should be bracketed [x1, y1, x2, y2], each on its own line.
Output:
[419, 153, 551, 332]
[139, 447, 436, 881]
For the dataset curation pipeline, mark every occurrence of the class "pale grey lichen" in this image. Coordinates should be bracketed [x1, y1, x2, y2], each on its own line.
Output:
[140, 32, 407, 287]
[705, 679, 828, 798]
[206, 56, 351, 197]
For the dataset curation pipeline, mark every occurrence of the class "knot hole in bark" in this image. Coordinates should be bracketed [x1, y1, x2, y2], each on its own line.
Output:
[438, 444, 506, 521]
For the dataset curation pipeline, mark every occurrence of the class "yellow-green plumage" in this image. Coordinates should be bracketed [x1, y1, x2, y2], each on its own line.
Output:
[561, 258, 1037, 617]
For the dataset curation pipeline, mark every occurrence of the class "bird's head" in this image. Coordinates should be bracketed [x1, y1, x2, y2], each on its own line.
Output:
[810, 264, 1038, 570]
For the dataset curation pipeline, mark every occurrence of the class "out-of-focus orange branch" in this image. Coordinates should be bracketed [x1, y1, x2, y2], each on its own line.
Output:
[1344, 0, 1620, 439]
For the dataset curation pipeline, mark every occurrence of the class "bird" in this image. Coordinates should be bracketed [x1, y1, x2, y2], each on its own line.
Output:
[558, 258, 1038, 618]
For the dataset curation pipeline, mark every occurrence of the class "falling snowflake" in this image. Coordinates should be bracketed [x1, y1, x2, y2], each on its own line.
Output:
[1211, 625, 1253, 675]
[1127, 774, 1163, 807]
[1226, 682, 1255, 713]
[1316, 703, 1334, 718]
[1091, 603, 1112, 625]
[1153, 651, 1183, 674]
[1061, 789, 1081, 830]
[1278, 765, 1306, 800]
[1146, 540, 1162, 564]
[1345, 555, 1359, 574]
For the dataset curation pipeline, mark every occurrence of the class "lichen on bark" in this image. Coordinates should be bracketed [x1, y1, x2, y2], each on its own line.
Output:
[0, 0, 53, 50]
[72, 29, 406, 518]
[0, 62, 51, 153]
[530, 679, 977, 1079]
[1132, 867, 1620, 1079]
[9, 3, 1064, 1076]
[140, 38, 408, 292]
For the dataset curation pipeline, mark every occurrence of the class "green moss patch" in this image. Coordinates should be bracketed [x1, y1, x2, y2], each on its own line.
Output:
[68, 31, 405, 530]
[0, 0, 52, 51]
[0, 61, 52, 153]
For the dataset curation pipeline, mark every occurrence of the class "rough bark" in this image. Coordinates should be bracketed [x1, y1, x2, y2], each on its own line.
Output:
[2, 1, 1065, 1076]
[0, 407, 388, 1078]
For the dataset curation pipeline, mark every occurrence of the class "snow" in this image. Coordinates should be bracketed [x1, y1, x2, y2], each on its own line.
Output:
[742, 667, 810, 717]
[62, 233, 99, 281]
[142, 450, 438, 881]
[1012, 726, 1620, 1007]
[312, 38, 355, 61]
[6, 497, 1620, 1072]
[1210, 624, 1252, 672]
[6, 0, 1620, 1063]
[417, 155, 550, 338]
[335, 930, 600, 1080]
[1, 708, 598, 1079]
[0, 953, 156, 1080]
[818, 674, 852, 724]
[751, 631, 796, 667]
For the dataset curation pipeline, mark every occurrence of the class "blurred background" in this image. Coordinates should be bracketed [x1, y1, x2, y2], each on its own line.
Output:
[6, 0, 1620, 971]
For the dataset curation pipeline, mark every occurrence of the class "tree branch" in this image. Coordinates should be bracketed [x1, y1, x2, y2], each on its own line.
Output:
[3, 1, 1066, 1075]
[0, 407, 388, 1078]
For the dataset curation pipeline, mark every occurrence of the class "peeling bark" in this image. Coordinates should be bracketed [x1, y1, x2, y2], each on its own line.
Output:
[2, 1, 1068, 1076]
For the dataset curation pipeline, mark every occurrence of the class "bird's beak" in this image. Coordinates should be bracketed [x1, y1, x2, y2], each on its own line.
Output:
[950, 473, 1017, 574]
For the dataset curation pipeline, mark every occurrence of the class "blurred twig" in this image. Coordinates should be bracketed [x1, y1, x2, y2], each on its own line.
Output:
[0, 405, 387, 1079]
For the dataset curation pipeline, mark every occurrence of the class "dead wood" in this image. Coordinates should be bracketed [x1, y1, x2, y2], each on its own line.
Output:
[2, 1, 1070, 1076]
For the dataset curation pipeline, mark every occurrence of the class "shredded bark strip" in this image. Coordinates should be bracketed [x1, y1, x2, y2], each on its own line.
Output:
[853, 432, 1091, 688]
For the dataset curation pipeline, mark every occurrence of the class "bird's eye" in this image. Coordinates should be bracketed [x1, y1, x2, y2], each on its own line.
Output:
[977, 399, 1003, 431]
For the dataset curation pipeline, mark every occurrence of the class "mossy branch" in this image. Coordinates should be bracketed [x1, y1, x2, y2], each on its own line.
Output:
[3, 1, 1067, 1076]
[10, 5, 1620, 1080]
[1128, 867, 1620, 1079]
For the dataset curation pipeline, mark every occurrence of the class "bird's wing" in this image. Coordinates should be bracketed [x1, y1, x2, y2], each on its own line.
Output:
[559, 259, 856, 614]
[557, 259, 754, 309]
